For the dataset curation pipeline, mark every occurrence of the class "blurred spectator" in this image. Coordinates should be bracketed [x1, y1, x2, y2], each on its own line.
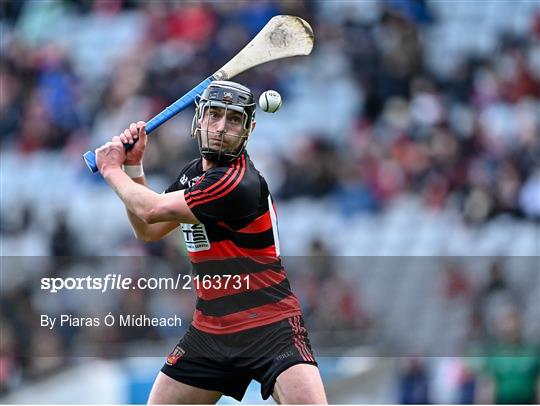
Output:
[473, 260, 521, 340]
[278, 137, 339, 200]
[519, 167, 540, 220]
[307, 239, 334, 282]
[476, 307, 540, 404]
[167, 3, 217, 45]
[332, 161, 380, 215]
[50, 212, 77, 257]
[0, 322, 21, 395]
[397, 358, 430, 404]
[432, 358, 477, 404]
[285, 238, 371, 347]
[441, 261, 471, 301]
[294, 239, 371, 343]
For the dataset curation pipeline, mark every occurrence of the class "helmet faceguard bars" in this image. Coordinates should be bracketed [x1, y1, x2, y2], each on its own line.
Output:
[192, 81, 256, 163]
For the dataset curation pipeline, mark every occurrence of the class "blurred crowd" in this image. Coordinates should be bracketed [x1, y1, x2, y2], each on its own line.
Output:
[1, 0, 539, 402]
[398, 261, 539, 404]
[2, 0, 539, 225]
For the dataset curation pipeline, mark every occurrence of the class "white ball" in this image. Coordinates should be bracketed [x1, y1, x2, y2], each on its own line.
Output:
[259, 90, 282, 113]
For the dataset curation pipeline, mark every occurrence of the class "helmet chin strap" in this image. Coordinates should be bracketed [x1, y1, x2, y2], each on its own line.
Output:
[197, 128, 248, 164]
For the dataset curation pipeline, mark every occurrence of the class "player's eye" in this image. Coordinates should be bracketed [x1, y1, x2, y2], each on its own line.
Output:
[229, 115, 242, 125]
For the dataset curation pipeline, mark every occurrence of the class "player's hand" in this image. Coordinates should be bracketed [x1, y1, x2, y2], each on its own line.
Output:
[95, 138, 126, 174]
[118, 121, 147, 165]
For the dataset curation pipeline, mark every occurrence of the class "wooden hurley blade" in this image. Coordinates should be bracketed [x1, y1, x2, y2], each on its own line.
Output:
[214, 15, 315, 81]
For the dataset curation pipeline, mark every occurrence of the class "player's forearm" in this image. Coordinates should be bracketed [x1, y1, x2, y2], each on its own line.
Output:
[127, 210, 156, 240]
[102, 166, 161, 224]
[122, 177, 178, 241]
[125, 176, 155, 240]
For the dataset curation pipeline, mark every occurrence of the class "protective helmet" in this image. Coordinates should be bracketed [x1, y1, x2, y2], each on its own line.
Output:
[191, 81, 256, 163]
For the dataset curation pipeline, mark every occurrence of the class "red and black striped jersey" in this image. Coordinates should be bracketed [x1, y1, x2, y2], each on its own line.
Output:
[165, 152, 302, 334]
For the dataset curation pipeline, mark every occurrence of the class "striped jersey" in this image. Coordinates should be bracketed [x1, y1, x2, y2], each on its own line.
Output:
[165, 152, 302, 334]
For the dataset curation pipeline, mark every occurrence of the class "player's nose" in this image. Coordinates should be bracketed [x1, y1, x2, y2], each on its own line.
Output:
[214, 116, 227, 132]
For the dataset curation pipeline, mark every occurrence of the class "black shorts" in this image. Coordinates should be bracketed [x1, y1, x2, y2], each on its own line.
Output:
[160, 315, 317, 401]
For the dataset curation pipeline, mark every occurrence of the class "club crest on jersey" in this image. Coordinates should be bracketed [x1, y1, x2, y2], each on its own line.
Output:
[180, 174, 188, 185]
[181, 223, 211, 252]
[166, 345, 185, 366]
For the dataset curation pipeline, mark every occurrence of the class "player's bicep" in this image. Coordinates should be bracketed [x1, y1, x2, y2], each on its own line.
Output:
[147, 190, 200, 224]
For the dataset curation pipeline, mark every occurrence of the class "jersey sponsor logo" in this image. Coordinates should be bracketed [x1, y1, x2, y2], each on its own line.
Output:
[182, 223, 211, 252]
[166, 344, 185, 366]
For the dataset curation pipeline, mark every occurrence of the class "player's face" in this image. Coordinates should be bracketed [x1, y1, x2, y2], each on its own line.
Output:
[199, 106, 249, 151]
